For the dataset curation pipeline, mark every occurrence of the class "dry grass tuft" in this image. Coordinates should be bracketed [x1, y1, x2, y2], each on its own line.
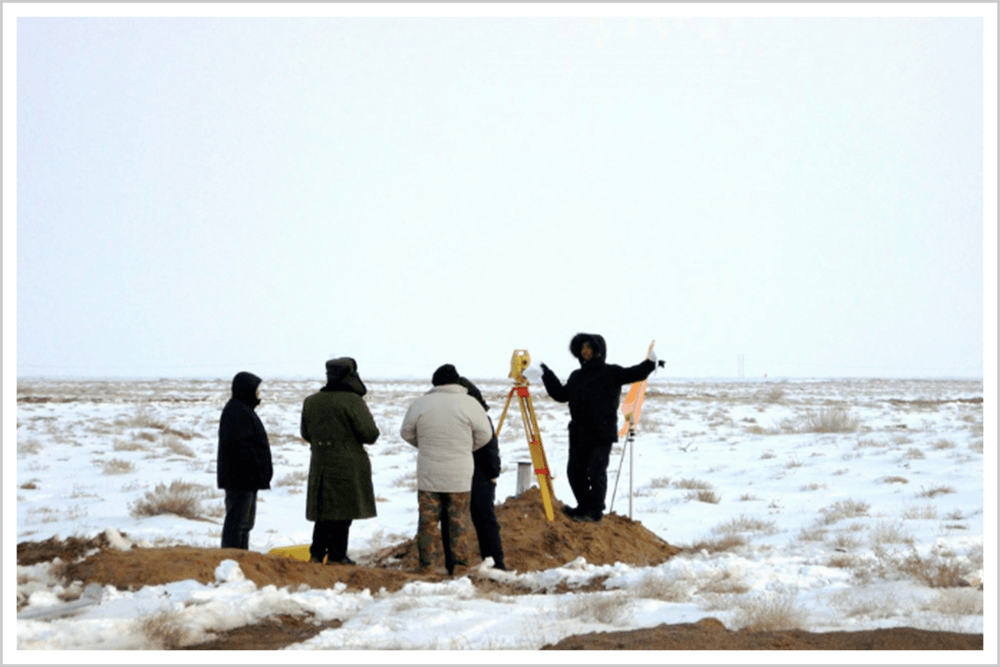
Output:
[113, 438, 150, 452]
[686, 489, 721, 504]
[818, 499, 870, 525]
[757, 386, 787, 404]
[129, 479, 217, 520]
[559, 592, 633, 625]
[901, 504, 938, 520]
[896, 546, 975, 588]
[869, 521, 914, 545]
[136, 609, 191, 649]
[731, 594, 808, 632]
[392, 473, 418, 493]
[801, 408, 860, 433]
[829, 531, 863, 550]
[126, 404, 168, 431]
[830, 589, 904, 620]
[697, 570, 751, 596]
[925, 589, 983, 616]
[688, 534, 747, 554]
[102, 458, 136, 475]
[275, 470, 309, 488]
[672, 478, 713, 491]
[797, 526, 827, 542]
[632, 572, 693, 602]
[159, 434, 196, 458]
[917, 485, 956, 499]
[18, 438, 44, 455]
[716, 515, 778, 536]
[931, 439, 956, 450]
[799, 482, 828, 491]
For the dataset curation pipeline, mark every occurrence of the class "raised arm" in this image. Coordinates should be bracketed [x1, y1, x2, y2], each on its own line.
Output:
[540, 363, 570, 403]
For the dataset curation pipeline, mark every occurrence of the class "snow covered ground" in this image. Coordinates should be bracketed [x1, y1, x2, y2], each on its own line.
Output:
[9, 374, 992, 656]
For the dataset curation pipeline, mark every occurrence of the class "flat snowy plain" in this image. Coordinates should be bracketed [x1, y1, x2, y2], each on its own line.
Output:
[11, 373, 990, 658]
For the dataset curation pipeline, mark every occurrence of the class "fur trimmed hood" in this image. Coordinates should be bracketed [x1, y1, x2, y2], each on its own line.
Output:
[569, 333, 607, 364]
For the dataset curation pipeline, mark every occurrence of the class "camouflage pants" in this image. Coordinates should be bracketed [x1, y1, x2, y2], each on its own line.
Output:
[416, 490, 472, 571]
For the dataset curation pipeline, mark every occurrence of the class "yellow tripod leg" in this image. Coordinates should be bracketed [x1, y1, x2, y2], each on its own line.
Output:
[494, 388, 516, 438]
[516, 387, 556, 521]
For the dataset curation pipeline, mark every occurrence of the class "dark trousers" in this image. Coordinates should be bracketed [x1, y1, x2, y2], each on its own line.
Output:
[310, 519, 353, 562]
[566, 441, 613, 517]
[221, 489, 257, 549]
[469, 478, 505, 570]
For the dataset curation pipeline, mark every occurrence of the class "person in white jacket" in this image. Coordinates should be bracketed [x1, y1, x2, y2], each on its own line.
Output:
[400, 364, 494, 575]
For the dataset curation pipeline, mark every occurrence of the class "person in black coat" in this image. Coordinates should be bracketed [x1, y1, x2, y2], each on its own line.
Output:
[540, 333, 657, 523]
[217, 371, 273, 549]
[458, 377, 506, 571]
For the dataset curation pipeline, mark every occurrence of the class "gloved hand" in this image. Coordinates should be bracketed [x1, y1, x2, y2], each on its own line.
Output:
[523, 366, 543, 383]
[539, 362, 551, 374]
[649, 350, 665, 369]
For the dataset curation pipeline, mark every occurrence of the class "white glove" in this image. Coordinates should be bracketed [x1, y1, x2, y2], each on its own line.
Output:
[649, 349, 658, 364]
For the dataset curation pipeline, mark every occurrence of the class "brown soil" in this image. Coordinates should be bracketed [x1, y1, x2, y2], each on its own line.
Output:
[542, 618, 983, 650]
[17, 488, 984, 651]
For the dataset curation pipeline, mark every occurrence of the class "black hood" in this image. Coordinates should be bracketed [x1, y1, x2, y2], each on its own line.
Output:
[231, 371, 262, 408]
[458, 376, 489, 411]
[569, 333, 607, 365]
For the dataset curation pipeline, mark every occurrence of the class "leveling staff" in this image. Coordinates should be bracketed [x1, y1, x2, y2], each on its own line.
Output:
[540, 333, 660, 523]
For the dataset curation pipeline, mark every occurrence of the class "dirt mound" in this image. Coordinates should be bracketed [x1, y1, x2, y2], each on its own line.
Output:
[542, 620, 984, 650]
[23, 488, 680, 596]
[61, 545, 431, 595]
[369, 487, 681, 573]
[17, 532, 115, 566]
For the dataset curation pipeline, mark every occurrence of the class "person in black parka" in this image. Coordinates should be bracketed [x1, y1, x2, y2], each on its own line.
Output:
[458, 377, 506, 571]
[217, 371, 273, 549]
[540, 334, 656, 523]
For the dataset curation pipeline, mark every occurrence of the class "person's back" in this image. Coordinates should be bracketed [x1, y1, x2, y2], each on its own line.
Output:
[300, 357, 379, 565]
[400, 363, 493, 575]
[401, 384, 492, 492]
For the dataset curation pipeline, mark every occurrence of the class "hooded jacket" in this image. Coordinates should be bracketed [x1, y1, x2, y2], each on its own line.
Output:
[459, 377, 501, 482]
[301, 358, 380, 522]
[400, 384, 494, 493]
[541, 333, 656, 445]
[217, 371, 273, 491]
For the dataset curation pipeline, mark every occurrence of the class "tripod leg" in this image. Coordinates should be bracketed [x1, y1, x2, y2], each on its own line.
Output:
[610, 431, 629, 513]
[494, 389, 516, 438]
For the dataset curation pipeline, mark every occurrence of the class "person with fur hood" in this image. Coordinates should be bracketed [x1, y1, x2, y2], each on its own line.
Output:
[400, 364, 494, 575]
[217, 371, 273, 549]
[300, 358, 380, 565]
[540, 333, 659, 523]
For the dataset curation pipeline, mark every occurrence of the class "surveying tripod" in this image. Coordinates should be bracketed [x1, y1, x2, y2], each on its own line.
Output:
[494, 350, 557, 522]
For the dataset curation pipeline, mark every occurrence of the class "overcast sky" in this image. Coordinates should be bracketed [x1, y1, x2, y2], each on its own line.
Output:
[6, 4, 995, 382]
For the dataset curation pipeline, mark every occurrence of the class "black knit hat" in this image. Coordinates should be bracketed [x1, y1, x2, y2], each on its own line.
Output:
[432, 363, 461, 386]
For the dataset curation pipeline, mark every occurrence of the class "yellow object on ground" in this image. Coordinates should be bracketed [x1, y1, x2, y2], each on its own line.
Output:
[268, 544, 312, 561]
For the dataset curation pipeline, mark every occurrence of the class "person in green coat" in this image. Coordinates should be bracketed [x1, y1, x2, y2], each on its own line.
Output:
[300, 357, 380, 565]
